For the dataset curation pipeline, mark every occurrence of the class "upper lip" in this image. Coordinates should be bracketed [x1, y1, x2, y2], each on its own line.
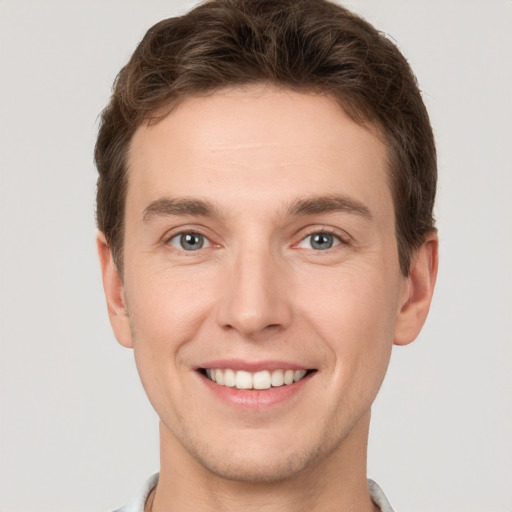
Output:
[196, 359, 314, 372]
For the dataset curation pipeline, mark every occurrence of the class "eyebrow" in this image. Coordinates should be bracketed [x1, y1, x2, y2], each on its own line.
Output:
[142, 194, 372, 222]
[287, 194, 372, 219]
[142, 197, 218, 222]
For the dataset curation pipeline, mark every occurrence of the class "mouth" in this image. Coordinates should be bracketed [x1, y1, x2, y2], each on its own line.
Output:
[199, 368, 315, 390]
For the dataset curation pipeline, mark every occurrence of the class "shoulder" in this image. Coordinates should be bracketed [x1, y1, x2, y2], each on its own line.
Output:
[111, 473, 159, 512]
[368, 479, 396, 512]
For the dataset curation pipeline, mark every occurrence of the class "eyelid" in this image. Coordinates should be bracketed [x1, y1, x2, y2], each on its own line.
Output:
[294, 226, 351, 249]
[168, 232, 211, 250]
[160, 224, 350, 251]
[162, 225, 218, 249]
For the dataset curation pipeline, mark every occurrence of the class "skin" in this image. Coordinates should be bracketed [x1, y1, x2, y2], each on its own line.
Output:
[98, 85, 438, 511]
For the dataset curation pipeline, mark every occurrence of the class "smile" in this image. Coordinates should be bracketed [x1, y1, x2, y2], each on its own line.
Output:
[202, 368, 311, 390]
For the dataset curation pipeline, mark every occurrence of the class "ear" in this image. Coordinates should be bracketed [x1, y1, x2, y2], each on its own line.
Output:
[96, 231, 133, 348]
[394, 232, 439, 346]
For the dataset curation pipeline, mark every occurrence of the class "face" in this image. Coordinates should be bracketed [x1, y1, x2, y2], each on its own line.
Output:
[100, 85, 433, 484]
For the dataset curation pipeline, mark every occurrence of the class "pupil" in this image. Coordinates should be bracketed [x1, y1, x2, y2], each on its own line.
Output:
[312, 233, 333, 250]
[181, 233, 203, 250]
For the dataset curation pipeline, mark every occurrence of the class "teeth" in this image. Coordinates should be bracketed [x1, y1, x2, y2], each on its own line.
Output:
[235, 370, 253, 389]
[215, 369, 224, 385]
[294, 369, 307, 382]
[271, 369, 284, 387]
[224, 368, 236, 387]
[204, 368, 309, 389]
[253, 371, 271, 390]
[283, 369, 294, 385]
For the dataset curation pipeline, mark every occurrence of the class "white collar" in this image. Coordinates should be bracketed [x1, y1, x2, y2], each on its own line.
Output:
[113, 473, 395, 512]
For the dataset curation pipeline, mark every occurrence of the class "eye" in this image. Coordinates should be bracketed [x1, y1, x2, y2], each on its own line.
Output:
[168, 232, 210, 251]
[297, 232, 342, 250]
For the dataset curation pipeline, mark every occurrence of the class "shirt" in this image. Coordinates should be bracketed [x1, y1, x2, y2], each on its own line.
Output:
[113, 473, 396, 512]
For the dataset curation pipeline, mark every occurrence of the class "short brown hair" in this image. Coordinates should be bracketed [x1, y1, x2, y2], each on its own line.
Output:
[95, 0, 436, 275]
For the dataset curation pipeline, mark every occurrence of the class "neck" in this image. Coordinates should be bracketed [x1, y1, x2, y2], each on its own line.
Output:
[151, 411, 378, 512]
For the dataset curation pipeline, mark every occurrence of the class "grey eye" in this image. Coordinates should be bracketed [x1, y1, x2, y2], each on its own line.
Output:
[170, 232, 209, 251]
[297, 232, 341, 250]
[310, 233, 335, 250]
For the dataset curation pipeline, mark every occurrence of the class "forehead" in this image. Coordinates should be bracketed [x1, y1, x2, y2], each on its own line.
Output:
[127, 85, 392, 221]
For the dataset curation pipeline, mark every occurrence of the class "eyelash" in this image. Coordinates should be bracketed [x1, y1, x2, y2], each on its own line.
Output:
[296, 228, 349, 251]
[166, 230, 212, 252]
[164, 227, 349, 253]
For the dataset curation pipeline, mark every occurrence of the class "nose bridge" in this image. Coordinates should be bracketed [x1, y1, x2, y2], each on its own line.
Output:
[217, 235, 291, 336]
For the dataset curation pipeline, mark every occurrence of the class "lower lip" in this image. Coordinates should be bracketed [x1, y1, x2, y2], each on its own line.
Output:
[199, 372, 312, 409]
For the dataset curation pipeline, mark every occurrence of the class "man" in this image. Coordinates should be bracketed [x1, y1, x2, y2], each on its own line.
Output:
[95, 0, 438, 510]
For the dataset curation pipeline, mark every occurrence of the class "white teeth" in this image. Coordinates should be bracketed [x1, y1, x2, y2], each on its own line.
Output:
[224, 368, 236, 387]
[294, 369, 307, 382]
[215, 369, 224, 385]
[271, 369, 284, 387]
[204, 368, 309, 389]
[253, 370, 271, 390]
[235, 370, 253, 389]
[283, 369, 294, 385]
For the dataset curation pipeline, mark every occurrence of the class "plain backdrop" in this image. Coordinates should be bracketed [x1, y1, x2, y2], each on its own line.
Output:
[0, 1, 511, 511]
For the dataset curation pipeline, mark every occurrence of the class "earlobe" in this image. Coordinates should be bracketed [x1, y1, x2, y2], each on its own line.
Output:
[96, 231, 133, 348]
[394, 232, 439, 346]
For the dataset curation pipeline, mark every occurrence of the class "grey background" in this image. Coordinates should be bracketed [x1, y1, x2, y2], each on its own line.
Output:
[0, 1, 511, 511]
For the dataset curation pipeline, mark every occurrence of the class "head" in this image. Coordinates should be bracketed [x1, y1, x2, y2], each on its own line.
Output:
[95, 0, 438, 488]
[95, 0, 436, 277]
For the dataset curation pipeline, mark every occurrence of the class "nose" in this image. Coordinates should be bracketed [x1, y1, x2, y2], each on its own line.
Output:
[216, 245, 293, 337]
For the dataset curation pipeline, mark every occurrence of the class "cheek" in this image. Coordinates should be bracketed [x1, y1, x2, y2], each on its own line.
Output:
[301, 263, 399, 330]
[125, 267, 214, 416]
[125, 263, 215, 343]
[297, 264, 400, 376]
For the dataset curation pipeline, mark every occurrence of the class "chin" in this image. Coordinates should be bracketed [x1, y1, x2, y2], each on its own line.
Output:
[196, 449, 320, 484]
[178, 428, 334, 485]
